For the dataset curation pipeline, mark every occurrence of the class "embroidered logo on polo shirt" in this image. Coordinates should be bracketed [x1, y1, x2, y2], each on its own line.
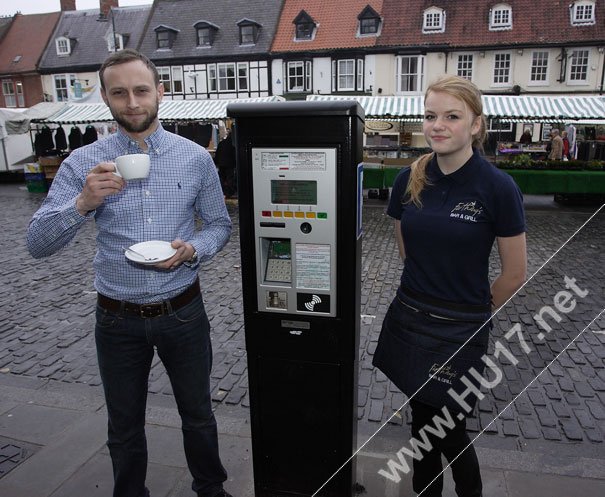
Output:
[449, 201, 484, 222]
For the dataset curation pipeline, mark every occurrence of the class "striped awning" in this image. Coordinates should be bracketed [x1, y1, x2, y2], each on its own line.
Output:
[307, 94, 424, 120]
[32, 96, 285, 124]
[307, 94, 605, 122]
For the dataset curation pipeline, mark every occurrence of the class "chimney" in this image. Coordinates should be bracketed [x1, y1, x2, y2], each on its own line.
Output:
[60, 0, 76, 11]
[100, 0, 119, 19]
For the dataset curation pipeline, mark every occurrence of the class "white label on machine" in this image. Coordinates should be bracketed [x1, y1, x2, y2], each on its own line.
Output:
[261, 151, 326, 171]
[295, 243, 331, 290]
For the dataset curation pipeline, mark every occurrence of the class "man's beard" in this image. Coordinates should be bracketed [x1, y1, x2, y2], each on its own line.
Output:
[110, 102, 159, 134]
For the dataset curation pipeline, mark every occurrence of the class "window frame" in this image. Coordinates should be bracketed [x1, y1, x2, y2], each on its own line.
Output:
[197, 27, 212, 46]
[358, 6, 382, 37]
[457, 54, 474, 80]
[423, 7, 445, 33]
[158, 66, 171, 93]
[237, 62, 249, 91]
[492, 52, 512, 87]
[106, 32, 124, 52]
[570, 0, 596, 26]
[55, 37, 71, 56]
[193, 20, 218, 48]
[238, 20, 261, 45]
[528, 50, 549, 86]
[208, 64, 217, 92]
[293, 11, 316, 41]
[2, 80, 16, 107]
[331, 58, 364, 92]
[54, 74, 75, 102]
[156, 30, 171, 49]
[217, 62, 237, 92]
[171, 67, 183, 94]
[286, 60, 313, 93]
[489, 4, 513, 31]
[396, 55, 425, 93]
[568, 49, 590, 84]
[15, 81, 24, 107]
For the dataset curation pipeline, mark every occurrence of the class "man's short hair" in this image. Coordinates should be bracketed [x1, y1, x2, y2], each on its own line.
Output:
[99, 49, 160, 90]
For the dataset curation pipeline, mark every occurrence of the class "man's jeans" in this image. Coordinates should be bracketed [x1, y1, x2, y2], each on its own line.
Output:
[95, 294, 227, 497]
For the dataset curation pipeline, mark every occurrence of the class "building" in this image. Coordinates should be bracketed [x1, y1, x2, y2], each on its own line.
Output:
[38, 0, 150, 104]
[136, 0, 285, 100]
[0, 12, 61, 108]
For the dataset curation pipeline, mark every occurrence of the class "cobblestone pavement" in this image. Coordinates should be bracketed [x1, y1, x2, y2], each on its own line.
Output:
[0, 185, 603, 459]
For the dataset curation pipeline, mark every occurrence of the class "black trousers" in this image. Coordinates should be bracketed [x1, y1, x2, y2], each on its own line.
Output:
[410, 400, 482, 497]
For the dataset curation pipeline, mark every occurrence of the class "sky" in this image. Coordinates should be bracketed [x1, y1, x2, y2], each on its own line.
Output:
[0, 0, 152, 17]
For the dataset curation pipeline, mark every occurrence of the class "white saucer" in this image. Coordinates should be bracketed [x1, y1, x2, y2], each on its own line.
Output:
[125, 241, 177, 265]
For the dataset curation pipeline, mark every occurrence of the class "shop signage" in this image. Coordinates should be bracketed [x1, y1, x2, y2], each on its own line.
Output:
[366, 121, 394, 131]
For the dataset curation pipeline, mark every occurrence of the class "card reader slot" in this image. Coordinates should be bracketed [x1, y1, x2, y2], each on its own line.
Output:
[260, 222, 286, 228]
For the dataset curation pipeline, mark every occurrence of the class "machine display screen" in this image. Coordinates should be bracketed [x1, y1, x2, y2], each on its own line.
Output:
[271, 180, 317, 205]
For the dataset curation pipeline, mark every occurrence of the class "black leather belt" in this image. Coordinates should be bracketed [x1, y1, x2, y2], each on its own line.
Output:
[97, 278, 200, 318]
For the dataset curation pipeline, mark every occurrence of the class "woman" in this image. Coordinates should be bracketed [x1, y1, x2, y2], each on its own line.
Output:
[373, 75, 527, 497]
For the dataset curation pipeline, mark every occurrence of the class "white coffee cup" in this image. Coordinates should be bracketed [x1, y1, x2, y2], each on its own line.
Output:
[114, 154, 150, 180]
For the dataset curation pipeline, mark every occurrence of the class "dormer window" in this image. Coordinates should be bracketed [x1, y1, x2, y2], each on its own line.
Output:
[358, 5, 381, 36]
[293, 10, 316, 40]
[570, 1, 596, 25]
[106, 32, 124, 52]
[55, 37, 71, 56]
[489, 4, 513, 30]
[154, 25, 179, 49]
[423, 7, 445, 33]
[237, 19, 261, 45]
[194, 21, 219, 47]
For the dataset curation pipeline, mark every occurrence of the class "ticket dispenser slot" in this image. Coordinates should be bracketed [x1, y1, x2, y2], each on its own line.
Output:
[228, 101, 363, 497]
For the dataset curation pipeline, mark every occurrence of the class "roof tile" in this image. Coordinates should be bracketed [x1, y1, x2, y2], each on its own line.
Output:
[272, 0, 384, 52]
[0, 13, 60, 74]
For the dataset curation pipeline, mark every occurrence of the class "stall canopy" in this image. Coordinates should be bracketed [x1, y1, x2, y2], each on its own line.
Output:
[5, 96, 285, 132]
[307, 94, 605, 123]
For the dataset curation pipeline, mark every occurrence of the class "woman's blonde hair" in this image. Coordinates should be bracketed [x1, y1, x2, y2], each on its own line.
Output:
[405, 75, 487, 207]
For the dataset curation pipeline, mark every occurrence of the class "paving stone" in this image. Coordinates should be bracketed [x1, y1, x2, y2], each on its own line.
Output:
[518, 418, 541, 439]
[560, 418, 584, 441]
[536, 406, 557, 428]
[368, 400, 384, 422]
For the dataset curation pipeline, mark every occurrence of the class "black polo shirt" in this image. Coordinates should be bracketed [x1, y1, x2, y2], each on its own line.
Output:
[387, 150, 526, 306]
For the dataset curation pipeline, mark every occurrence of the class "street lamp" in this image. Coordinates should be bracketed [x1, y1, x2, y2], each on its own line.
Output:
[97, 6, 119, 52]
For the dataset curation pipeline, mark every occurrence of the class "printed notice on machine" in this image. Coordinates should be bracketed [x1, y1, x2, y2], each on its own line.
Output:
[295, 243, 331, 290]
[261, 151, 326, 171]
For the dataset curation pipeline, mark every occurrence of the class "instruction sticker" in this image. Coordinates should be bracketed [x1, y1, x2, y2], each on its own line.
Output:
[295, 243, 331, 290]
[261, 152, 326, 171]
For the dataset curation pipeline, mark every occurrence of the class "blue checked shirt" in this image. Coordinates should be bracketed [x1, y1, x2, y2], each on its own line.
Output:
[27, 125, 232, 303]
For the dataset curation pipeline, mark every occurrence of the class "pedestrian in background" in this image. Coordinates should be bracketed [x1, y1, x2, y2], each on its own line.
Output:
[373, 75, 527, 497]
[519, 128, 533, 145]
[27, 49, 234, 497]
[548, 128, 563, 160]
[562, 130, 571, 160]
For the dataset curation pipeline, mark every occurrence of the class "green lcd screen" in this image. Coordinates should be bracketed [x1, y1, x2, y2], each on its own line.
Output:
[271, 180, 317, 205]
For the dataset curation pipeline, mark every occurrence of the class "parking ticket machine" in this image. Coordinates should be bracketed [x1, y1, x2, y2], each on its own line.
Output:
[228, 101, 363, 497]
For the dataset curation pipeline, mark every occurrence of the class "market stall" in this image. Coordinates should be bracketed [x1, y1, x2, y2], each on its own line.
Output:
[307, 94, 605, 192]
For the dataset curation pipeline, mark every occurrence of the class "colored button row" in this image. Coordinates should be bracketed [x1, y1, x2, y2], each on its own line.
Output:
[261, 211, 328, 219]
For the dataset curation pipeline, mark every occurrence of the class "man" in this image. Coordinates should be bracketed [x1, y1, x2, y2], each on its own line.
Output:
[548, 128, 563, 160]
[27, 49, 233, 497]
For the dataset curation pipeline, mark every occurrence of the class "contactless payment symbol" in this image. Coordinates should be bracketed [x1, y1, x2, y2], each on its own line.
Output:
[297, 293, 330, 313]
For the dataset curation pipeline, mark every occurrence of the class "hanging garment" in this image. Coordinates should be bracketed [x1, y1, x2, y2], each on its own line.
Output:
[83, 125, 98, 145]
[68, 126, 83, 150]
[35, 126, 55, 156]
[54, 126, 67, 151]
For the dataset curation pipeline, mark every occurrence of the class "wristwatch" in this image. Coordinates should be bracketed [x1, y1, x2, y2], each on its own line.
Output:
[183, 249, 199, 268]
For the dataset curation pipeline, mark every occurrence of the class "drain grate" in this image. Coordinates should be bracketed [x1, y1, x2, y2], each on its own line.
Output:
[0, 437, 38, 478]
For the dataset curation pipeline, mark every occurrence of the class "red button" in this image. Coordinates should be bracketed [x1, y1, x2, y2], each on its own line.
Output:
[262, 211, 271, 217]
